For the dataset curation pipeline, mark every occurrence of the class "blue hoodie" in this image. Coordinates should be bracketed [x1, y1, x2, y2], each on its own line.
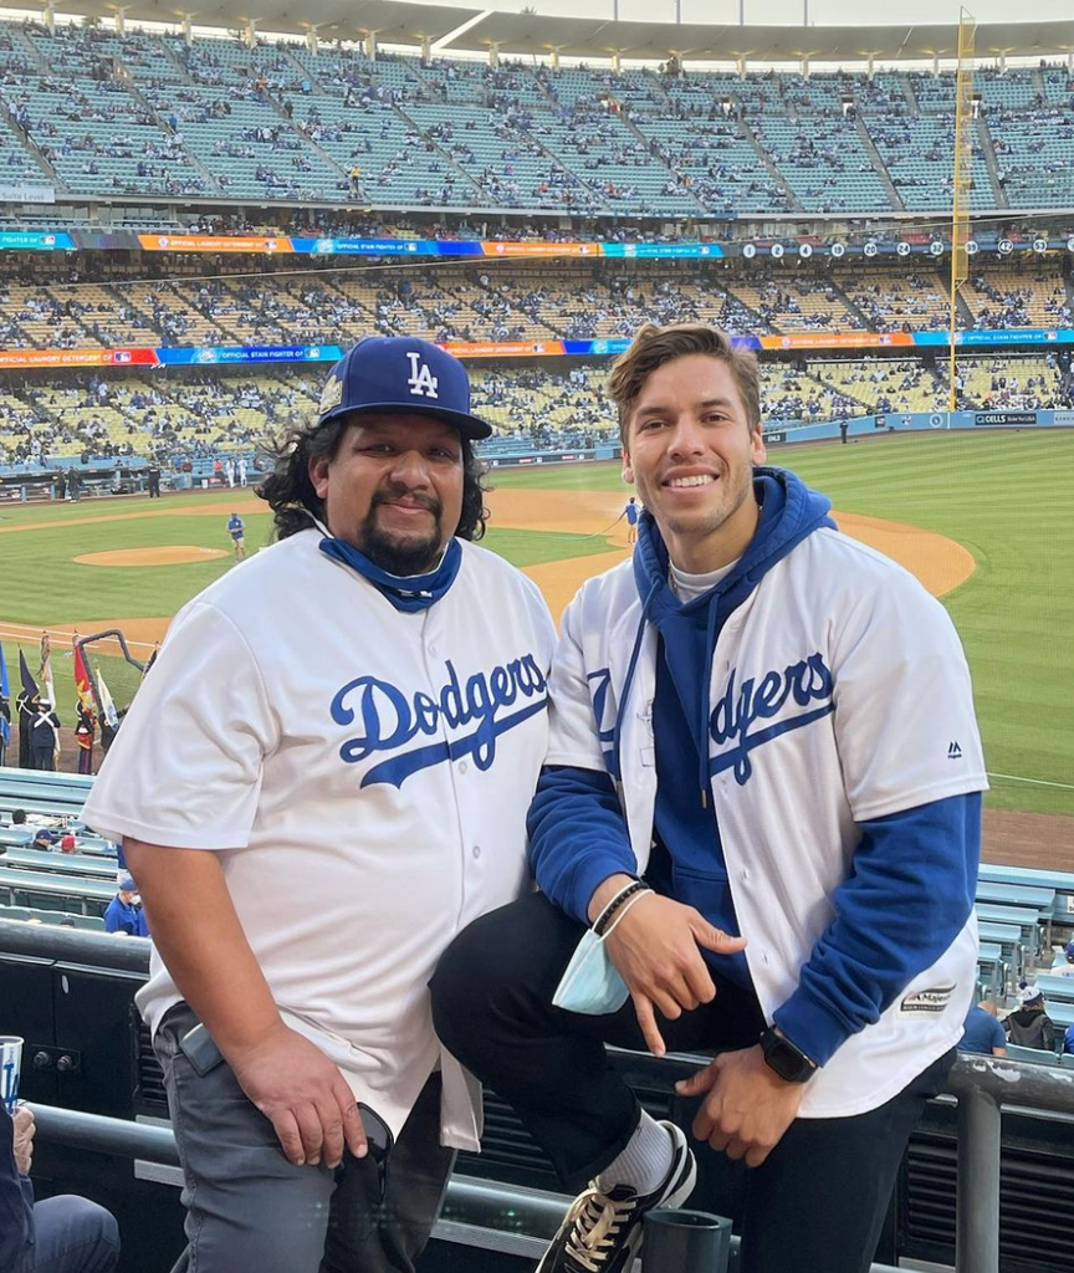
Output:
[529, 468, 980, 1067]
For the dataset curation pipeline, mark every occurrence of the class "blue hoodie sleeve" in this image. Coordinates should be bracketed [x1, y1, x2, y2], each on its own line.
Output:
[1, 1105, 34, 1273]
[773, 792, 980, 1066]
[527, 765, 638, 925]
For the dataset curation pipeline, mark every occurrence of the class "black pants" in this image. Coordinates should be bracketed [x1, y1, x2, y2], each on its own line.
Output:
[431, 892, 953, 1273]
[32, 745, 55, 771]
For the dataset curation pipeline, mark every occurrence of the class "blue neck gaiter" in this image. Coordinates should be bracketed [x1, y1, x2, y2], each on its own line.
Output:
[318, 535, 462, 612]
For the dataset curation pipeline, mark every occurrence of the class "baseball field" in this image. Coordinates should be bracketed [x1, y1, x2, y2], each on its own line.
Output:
[1, 428, 1071, 858]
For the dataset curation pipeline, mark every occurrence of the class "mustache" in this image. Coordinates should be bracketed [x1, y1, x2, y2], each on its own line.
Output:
[371, 489, 442, 518]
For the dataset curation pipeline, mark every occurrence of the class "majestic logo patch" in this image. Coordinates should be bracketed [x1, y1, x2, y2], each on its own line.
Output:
[331, 654, 547, 789]
[901, 987, 955, 1014]
[948, 741, 962, 760]
[709, 654, 835, 786]
[405, 351, 439, 399]
[320, 375, 343, 415]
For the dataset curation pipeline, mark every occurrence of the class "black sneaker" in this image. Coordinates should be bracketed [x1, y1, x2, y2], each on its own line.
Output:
[535, 1121, 697, 1273]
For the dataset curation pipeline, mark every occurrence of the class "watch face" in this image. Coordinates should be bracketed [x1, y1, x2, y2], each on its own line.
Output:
[762, 1031, 815, 1083]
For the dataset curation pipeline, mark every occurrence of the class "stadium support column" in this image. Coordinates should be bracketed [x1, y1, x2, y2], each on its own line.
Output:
[949, 8, 976, 411]
[306, 27, 319, 55]
[180, 15, 192, 45]
[43, 2, 54, 33]
[489, 42, 500, 68]
[244, 19, 257, 49]
[366, 31, 378, 59]
[114, 7, 128, 34]
[550, 47, 561, 69]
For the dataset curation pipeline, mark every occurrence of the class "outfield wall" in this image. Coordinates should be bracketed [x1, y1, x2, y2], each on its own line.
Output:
[765, 408, 1074, 446]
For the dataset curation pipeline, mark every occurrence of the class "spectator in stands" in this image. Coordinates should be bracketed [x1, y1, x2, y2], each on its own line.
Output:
[1051, 939, 1074, 975]
[1006, 986, 1056, 1051]
[8, 810, 33, 847]
[30, 828, 60, 852]
[1, 1099, 120, 1273]
[959, 1000, 1007, 1057]
[431, 322, 986, 1273]
[78, 336, 555, 1273]
[29, 701, 60, 772]
[1063, 1023, 1074, 1055]
[103, 875, 147, 938]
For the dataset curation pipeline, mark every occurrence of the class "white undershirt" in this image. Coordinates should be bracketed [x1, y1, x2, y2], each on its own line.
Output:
[668, 556, 740, 602]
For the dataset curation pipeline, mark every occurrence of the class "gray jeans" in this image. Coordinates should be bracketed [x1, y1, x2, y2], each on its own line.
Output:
[154, 1004, 455, 1273]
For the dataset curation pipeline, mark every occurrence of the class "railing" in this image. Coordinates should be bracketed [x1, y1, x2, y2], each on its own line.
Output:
[30, 1051, 1074, 1273]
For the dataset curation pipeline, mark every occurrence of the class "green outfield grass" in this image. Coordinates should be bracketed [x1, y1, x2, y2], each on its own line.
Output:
[0, 431, 1070, 818]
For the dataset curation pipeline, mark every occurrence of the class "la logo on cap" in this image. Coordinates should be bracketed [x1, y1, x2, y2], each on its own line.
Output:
[320, 375, 343, 415]
[406, 351, 439, 400]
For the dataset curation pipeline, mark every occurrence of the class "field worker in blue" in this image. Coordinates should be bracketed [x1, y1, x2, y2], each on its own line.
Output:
[226, 511, 246, 560]
[81, 335, 556, 1273]
[431, 323, 987, 1273]
[624, 496, 639, 544]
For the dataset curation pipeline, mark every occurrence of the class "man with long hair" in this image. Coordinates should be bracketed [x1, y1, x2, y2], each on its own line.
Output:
[81, 336, 556, 1273]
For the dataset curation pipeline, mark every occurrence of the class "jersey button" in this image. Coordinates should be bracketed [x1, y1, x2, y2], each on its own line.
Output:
[428, 644, 438, 657]
[472, 845, 481, 859]
[459, 761, 468, 774]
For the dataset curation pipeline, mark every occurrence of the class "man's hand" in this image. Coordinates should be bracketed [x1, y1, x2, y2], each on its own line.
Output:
[12, 1105, 34, 1176]
[600, 889, 746, 1057]
[224, 1022, 368, 1169]
[675, 1045, 807, 1168]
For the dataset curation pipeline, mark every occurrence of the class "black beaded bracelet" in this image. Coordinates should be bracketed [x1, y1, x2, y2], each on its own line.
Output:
[594, 880, 651, 937]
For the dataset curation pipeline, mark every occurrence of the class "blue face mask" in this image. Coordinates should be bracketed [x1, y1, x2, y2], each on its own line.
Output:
[552, 926, 631, 1016]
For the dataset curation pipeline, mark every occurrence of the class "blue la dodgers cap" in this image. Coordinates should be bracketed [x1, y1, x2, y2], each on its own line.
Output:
[317, 335, 492, 441]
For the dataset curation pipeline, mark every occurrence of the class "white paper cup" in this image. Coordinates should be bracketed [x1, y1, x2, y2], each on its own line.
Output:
[1, 1036, 23, 1112]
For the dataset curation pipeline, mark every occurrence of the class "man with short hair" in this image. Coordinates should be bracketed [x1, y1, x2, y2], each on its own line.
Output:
[81, 335, 556, 1273]
[432, 322, 987, 1273]
[8, 811, 33, 847]
[959, 1001, 1007, 1057]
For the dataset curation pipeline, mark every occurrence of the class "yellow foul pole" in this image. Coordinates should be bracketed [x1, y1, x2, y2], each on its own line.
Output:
[949, 9, 977, 411]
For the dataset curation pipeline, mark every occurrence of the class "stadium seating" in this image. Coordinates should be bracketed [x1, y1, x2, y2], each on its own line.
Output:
[0, 20, 1070, 215]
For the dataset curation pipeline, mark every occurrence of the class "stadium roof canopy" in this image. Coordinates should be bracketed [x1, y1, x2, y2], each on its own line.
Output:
[21, 3, 1074, 62]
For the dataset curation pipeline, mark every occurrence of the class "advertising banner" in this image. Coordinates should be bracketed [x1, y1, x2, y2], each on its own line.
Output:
[0, 230, 73, 251]
[0, 347, 158, 369]
[137, 234, 294, 253]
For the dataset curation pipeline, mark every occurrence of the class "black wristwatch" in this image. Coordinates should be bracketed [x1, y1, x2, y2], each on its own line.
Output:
[760, 1027, 818, 1084]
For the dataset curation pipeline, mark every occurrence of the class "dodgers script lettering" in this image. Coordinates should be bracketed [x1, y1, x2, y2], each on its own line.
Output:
[709, 653, 835, 785]
[331, 654, 547, 789]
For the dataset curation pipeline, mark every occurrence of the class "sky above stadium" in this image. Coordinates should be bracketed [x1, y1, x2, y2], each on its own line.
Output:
[486, 0, 1072, 25]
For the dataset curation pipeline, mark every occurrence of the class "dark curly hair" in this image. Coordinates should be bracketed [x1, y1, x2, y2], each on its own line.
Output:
[257, 414, 488, 543]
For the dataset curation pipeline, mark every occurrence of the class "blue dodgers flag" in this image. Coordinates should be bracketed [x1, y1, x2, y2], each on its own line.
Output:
[0, 638, 9, 748]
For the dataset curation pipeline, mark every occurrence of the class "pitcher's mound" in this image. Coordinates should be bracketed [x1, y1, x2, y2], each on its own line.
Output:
[74, 546, 229, 567]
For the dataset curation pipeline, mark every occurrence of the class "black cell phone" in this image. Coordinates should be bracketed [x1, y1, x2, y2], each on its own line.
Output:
[178, 1022, 224, 1077]
[356, 1102, 394, 1161]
